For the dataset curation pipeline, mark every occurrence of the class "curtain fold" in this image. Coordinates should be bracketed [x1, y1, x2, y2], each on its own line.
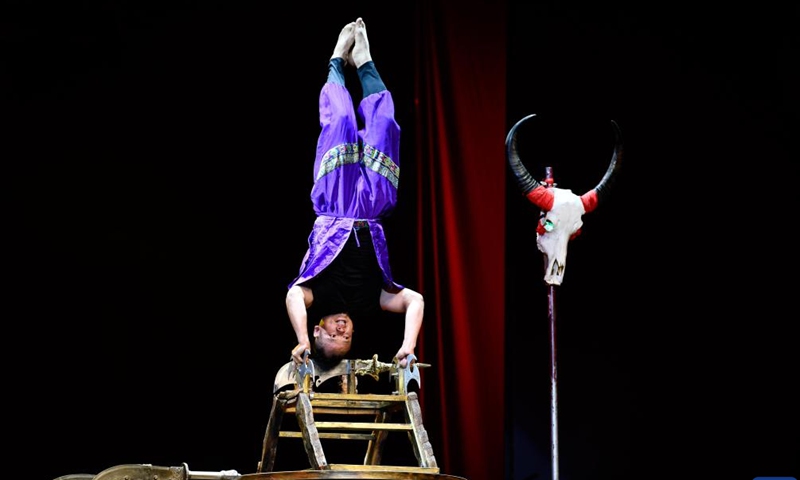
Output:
[413, 2, 508, 479]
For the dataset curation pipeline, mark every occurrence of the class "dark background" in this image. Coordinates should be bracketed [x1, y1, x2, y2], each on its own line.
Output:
[505, 2, 798, 480]
[5, 2, 417, 478]
[4, 1, 797, 480]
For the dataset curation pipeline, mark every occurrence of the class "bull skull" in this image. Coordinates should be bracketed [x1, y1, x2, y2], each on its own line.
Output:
[506, 114, 623, 285]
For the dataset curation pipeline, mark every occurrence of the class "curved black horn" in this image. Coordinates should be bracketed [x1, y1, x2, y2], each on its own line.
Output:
[505, 114, 541, 196]
[591, 120, 624, 205]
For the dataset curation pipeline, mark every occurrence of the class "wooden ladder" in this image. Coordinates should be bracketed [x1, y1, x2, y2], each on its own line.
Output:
[257, 355, 438, 475]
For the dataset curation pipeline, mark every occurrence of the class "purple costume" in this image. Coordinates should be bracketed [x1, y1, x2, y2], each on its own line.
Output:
[289, 60, 403, 299]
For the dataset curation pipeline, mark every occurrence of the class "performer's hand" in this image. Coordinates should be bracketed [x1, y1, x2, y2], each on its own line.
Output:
[394, 346, 415, 368]
[292, 341, 311, 365]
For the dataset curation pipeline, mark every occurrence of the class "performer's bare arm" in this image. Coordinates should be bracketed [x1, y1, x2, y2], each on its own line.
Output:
[287, 285, 314, 364]
[380, 287, 424, 368]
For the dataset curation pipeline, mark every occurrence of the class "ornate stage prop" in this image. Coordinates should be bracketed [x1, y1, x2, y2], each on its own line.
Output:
[506, 114, 624, 480]
[52, 355, 465, 480]
[54, 463, 240, 480]
[54, 462, 465, 480]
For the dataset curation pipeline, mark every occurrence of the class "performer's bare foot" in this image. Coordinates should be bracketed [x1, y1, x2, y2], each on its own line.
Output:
[331, 21, 356, 63]
[351, 17, 372, 68]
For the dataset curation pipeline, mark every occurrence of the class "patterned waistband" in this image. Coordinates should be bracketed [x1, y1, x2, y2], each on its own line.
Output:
[353, 220, 369, 230]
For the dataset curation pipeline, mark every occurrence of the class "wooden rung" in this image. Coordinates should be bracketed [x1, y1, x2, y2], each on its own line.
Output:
[303, 400, 403, 409]
[327, 464, 440, 474]
[298, 407, 386, 415]
[314, 421, 413, 431]
[279, 431, 375, 441]
[284, 403, 401, 413]
[312, 393, 408, 402]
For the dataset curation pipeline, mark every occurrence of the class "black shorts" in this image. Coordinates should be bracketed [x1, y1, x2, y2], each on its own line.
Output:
[304, 225, 384, 323]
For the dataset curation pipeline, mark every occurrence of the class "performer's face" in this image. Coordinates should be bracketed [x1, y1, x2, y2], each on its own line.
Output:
[314, 312, 354, 358]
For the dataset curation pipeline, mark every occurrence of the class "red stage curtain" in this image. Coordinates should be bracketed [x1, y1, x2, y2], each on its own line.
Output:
[412, 2, 507, 479]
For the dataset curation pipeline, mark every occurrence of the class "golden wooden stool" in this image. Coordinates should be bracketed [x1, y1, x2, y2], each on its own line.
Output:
[257, 355, 458, 479]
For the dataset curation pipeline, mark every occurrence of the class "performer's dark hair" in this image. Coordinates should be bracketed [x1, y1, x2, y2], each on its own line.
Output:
[312, 336, 347, 369]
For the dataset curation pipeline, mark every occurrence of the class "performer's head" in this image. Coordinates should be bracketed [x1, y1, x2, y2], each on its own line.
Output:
[312, 312, 354, 367]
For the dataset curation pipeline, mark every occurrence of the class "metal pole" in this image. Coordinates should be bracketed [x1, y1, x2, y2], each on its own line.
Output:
[543, 166, 559, 480]
[548, 284, 559, 480]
